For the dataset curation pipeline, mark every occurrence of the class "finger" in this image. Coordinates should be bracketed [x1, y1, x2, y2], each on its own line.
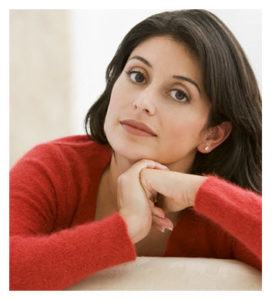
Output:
[155, 224, 168, 233]
[154, 222, 172, 233]
[152, 215, 174, 231]
[132, 159, 168, 174]
[151, 205, 166, 219]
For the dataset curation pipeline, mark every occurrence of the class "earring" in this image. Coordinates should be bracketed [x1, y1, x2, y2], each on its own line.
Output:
[204, 146, 209, 151]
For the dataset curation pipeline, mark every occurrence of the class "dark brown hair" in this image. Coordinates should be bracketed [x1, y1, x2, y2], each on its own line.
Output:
[85, 9, 262, 194]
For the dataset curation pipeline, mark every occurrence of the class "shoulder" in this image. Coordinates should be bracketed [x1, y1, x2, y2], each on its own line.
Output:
[10, 135, 112, 177]
[30, 135, 110, 157]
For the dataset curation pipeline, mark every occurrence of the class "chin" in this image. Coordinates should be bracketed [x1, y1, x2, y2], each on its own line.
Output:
[116, 143, 155, 161]
[108, 136, 156, 161]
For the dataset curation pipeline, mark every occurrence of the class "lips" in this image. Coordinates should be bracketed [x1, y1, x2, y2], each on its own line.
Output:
[120, 119, 157, 137]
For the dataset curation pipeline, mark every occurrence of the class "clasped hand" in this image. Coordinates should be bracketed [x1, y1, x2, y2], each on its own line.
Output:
[140, 167, 207, 233]
[117, 159, 207, 243]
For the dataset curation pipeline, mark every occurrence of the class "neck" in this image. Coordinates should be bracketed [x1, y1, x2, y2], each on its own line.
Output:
[110, 152, 135, 180]
[100, 153, 134, 213]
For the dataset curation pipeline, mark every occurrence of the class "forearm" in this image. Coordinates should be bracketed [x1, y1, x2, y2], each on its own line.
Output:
[194, 176, 262, 260]
[10, 213, 136, 290]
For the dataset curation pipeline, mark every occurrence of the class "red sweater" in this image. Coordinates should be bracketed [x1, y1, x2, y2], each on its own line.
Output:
[9, 135, 262, 290]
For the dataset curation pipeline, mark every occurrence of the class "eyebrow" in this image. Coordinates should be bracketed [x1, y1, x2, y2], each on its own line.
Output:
[128, 55, 201, 94]
[173, 75, 201, 94]
[129, 55, 152, 67]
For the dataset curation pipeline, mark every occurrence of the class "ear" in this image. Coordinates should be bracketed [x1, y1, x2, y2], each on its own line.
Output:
[197, 121, 232, 154]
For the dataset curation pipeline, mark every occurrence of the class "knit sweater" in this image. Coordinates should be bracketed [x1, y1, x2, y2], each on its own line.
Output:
[9, 135, 262, 290]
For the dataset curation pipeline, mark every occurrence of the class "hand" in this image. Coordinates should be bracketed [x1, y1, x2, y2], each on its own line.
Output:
[140, 168, 207, 214]
[117, 159, 169, 243]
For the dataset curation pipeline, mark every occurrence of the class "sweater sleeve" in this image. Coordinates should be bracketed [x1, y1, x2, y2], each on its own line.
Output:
[194, 176, 262, 269]
[9, 143, 136, 290]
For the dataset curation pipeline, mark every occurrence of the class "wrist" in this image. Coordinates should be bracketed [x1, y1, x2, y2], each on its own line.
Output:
[190, 175, 208, 206]
[119, 211, 151, 244]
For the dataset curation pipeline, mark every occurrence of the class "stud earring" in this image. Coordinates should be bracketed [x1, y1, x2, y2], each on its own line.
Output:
[204, 146, 209, 151]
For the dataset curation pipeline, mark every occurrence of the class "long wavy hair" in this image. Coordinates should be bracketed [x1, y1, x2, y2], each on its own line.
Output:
[84, 10, 262, 194]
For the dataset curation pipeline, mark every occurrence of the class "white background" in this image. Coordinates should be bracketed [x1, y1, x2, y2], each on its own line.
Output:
[69, 9, 262, 134]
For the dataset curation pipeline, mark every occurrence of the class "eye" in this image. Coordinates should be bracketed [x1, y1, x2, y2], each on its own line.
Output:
[170, 89, 189, 103]
[127, 70, 146, 84]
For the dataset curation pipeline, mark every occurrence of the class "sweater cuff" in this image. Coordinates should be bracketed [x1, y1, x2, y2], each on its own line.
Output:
[194, 175, 232, 219]
[104, 212, 137, 262]
[194, 175, 261, 227]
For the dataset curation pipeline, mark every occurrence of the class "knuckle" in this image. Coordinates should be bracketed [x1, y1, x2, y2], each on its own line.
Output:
[117, 174, 128, 185]
[139, 159, 153, 166]
[136, 160, 148, 168]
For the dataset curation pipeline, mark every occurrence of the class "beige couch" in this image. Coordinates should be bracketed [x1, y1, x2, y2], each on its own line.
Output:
[67, 257, 261, 290]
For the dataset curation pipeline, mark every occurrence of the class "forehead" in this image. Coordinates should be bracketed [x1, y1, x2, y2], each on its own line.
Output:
[128, 35, 202, 78]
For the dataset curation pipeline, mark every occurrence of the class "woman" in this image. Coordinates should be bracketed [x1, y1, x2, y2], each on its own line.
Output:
[10, 9, 262, 290]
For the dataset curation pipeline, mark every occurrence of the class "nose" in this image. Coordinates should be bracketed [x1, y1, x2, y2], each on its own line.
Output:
[132, 87, 157, 115]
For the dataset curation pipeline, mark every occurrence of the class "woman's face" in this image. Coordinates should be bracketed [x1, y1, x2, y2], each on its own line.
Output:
[104, 35, 211, 171]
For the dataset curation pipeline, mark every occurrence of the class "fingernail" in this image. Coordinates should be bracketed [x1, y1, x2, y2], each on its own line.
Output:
[160, 226, 173, 233]
[154, 213, 165, 219]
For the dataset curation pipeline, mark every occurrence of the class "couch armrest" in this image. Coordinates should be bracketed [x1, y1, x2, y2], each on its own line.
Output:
[67, 257, 261, 290]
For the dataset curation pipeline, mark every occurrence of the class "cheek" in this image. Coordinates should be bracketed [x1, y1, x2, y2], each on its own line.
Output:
[161, 111, 207, 145]
[110, 77, 132, 107]
[104, 79, 132, 133]
[105, 84, 125, 121]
